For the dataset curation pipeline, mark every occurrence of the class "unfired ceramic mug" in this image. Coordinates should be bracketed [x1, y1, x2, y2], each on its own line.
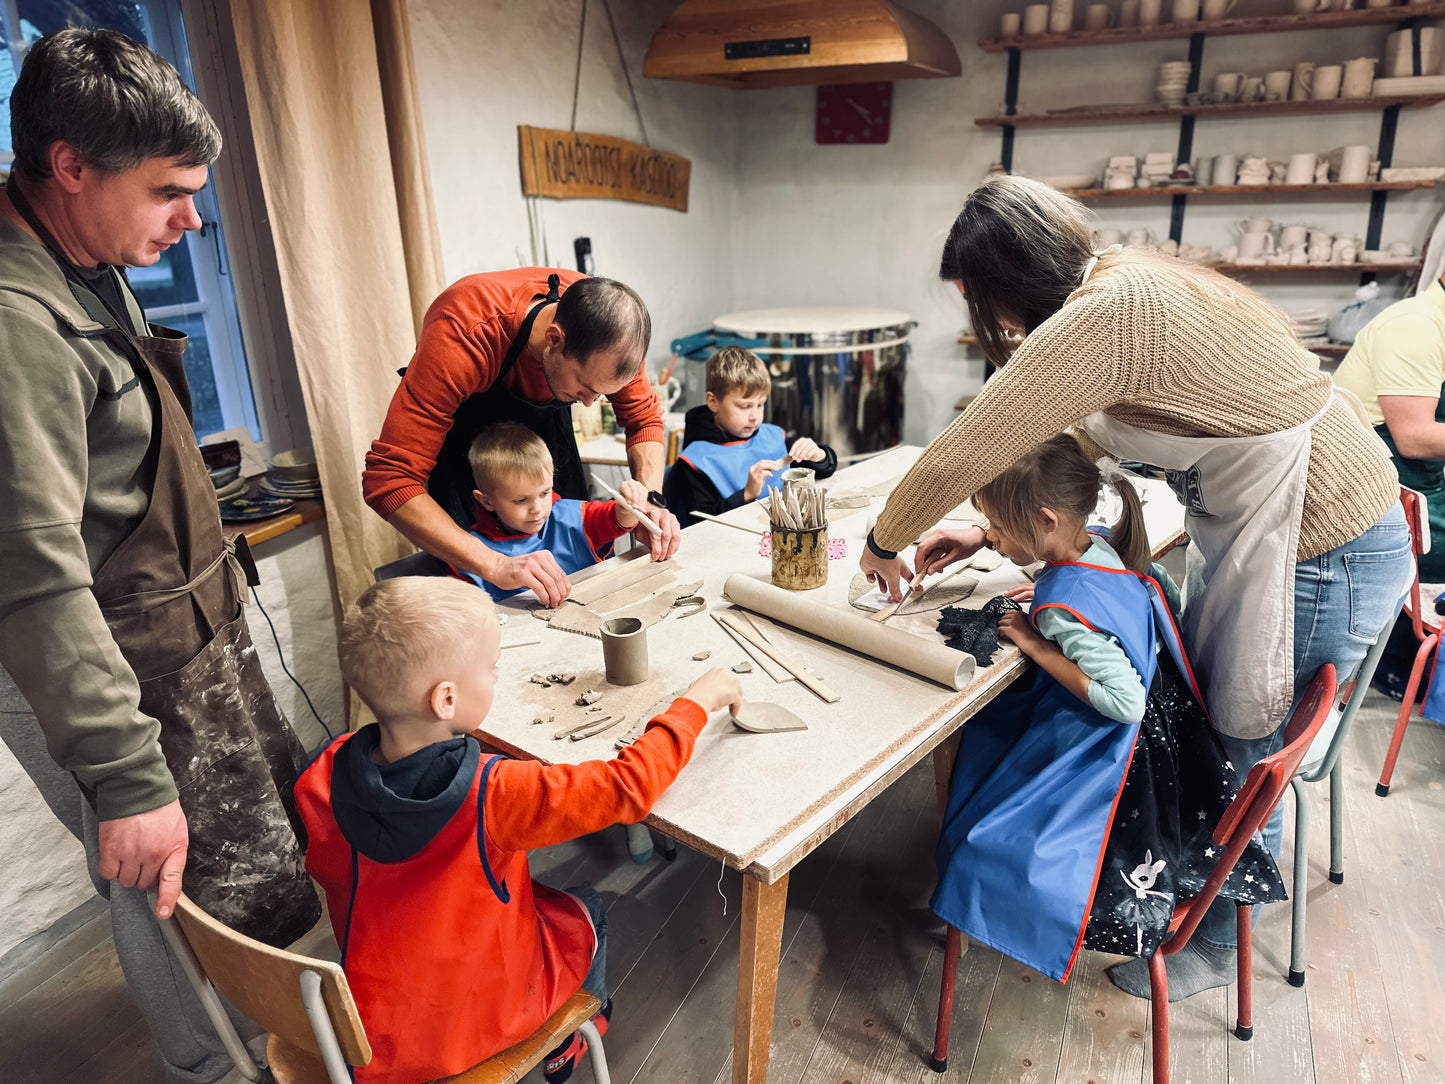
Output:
[1312, 64, 1343, 99]
[1264, 70, 1293, 100]
[1000, 11, 1023, 37]
[1050, 0, 1075, 32]
[1139, 0, 1164, 24]
[1120, 0, 1141, 24]
[1085, 3, 1115, 29]
[1024, 3, 1050, 34]
[1341, 56, 1376, 98]
[1291, 61, 1315, 100]
[1338, 143, 1372, 183]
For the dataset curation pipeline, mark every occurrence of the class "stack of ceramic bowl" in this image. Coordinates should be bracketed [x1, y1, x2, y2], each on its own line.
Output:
[200, 440, 247, 501]
[261, 447, 322, 500]
[1285, 308, 1330, 347]
[1156, 60, 1192, 107]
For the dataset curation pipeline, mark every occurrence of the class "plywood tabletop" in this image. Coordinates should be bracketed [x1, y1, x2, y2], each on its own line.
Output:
[476, 446, 1187, 883]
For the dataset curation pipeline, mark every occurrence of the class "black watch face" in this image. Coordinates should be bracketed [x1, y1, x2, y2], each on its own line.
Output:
[647, 490, 667, 508]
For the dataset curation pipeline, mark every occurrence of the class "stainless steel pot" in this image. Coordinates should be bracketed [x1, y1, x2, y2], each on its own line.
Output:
[710, 307, 913, 460]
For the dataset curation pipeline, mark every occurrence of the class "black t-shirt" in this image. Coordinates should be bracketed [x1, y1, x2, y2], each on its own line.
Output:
[71, 261, 134, 330]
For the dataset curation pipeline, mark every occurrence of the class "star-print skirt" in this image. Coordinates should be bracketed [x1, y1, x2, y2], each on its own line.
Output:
[1084, 654, 1287, 959]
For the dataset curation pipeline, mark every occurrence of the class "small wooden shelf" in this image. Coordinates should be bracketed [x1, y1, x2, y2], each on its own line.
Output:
[1062, 179, 1439, 199]
[222, 497, 325, 547]
[958, 333, 978, 345]
[976, 94, 1445, 129]
[1214, 260, 1422, 274]
[979, 2, 1445, 52]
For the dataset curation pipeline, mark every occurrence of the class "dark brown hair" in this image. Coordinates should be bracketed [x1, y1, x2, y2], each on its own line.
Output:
[973, 433, 1150, 574]
[554, 276, 651, 378]
[939, 175, 1094, 368]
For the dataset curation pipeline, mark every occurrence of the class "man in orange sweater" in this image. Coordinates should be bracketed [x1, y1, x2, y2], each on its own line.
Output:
[295, 576, 739, 1084]
[364, 268, 681, 606]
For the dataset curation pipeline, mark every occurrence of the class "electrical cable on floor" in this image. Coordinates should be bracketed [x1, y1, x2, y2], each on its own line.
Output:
[251, 586, 333, 740]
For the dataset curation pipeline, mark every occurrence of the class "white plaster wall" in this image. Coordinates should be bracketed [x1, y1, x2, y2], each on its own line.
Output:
[406, 0, 742, 372]
[725, 0, 1445, 445]
[0, 527, 342, 964]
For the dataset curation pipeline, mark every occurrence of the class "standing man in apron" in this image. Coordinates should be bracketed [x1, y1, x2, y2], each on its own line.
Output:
[0, 30, 317, 1082]
[859, 175, 1412, 1001]
[364, 268, 681, 604]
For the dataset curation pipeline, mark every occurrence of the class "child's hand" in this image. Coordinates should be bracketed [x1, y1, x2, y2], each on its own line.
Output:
[612, 479, 649, 529]
[997, 611, 1043, 655]
[682, 669, 743, 716]
[743, 457, 785, 502]
[1003, 583, 1035, 604]
[787, 437, 825, 463]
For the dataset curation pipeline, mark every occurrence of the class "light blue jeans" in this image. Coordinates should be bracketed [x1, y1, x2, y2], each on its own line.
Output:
[1195, 502, 1411, 951]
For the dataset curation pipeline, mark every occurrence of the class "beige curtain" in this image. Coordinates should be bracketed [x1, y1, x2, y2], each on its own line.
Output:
[229, 0, 445, 612]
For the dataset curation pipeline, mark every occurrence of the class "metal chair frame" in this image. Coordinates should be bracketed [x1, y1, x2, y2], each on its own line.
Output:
[928, 665, 1338, 1084]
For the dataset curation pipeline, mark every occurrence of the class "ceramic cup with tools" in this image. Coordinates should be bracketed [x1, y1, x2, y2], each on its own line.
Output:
[600, 617, 649, 686]
[1313, 64, 1343, 99]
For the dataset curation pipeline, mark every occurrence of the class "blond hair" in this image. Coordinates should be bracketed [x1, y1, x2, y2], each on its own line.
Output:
[973, 433, 1151, 574]
[468, 422, 553, 493]
[339, 577, 497, 722]
[706, 345, 770, 399]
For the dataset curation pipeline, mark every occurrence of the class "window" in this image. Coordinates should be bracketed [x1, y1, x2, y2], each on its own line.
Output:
[1, 0, 260, 441]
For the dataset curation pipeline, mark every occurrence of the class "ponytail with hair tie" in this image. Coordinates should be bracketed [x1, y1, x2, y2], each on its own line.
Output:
[1096, 458, 1152, 575]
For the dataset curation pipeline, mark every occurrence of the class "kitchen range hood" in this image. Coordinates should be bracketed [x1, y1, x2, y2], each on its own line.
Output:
[643, 0, 961, 89]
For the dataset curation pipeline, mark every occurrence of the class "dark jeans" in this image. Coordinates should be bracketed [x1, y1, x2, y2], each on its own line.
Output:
[569, 886, 608, 1004]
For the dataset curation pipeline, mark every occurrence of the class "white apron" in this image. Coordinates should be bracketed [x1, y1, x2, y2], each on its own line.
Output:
[1079, 397, 1330, 739]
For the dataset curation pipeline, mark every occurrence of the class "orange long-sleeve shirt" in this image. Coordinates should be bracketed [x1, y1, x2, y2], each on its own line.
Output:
[363, 267, 664, 519]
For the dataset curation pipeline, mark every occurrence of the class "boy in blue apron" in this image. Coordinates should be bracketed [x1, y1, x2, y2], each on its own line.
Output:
[459, 422, 645, 601]
[931, 435, 1284, 982]
[664, 345, 837, 526]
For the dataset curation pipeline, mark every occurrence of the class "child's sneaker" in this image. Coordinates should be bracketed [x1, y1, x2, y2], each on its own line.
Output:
[543, 1000, 612, 1084]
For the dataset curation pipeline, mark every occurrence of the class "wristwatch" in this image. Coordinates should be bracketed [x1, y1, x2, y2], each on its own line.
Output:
[647, 490, 667, 509]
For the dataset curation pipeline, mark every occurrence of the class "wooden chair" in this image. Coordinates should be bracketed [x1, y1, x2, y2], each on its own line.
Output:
[1377, 487, 1440, 797]
[156, 893, 610, 1084]
[928, 664, 1337, 1084]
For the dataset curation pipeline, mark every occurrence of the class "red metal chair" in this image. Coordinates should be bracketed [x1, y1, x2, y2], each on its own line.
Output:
[928, 664, 1337, 1084]
[1377, 488, 1440, 797]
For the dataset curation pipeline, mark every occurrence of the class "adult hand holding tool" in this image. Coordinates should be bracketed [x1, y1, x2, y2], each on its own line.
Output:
[914, 525, 990, 578]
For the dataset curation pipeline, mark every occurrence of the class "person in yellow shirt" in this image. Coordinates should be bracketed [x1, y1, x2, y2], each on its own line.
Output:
[1334, 274, 1445, 578]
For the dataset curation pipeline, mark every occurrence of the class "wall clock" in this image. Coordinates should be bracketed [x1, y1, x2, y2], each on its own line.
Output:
[815, 82, 892, 145]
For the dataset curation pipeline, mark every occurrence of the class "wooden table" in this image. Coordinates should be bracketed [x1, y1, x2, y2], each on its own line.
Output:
[477, 446, 1186, 1084]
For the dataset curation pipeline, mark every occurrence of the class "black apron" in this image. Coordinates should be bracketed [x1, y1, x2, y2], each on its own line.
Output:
[423, 273, 588, 527]
[1375, 387, 1445, 580]
[6, 181, 320, 947]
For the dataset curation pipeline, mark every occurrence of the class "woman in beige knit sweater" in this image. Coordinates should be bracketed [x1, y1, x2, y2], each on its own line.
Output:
[863, 175, 1411, 999]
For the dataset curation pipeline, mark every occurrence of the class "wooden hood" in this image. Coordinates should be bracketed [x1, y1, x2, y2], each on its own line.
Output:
[643, 0, 961, 89]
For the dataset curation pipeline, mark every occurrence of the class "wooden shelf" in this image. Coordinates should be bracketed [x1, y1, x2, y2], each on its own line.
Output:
[1214, 260, 1422, 274]
[977, 93, 1445, 128]
[222, 496, 325, 547]
[1062, 179, 1439, 199]
[979, 2, 1445, 52]
[1309, 343, 1351, 359]
[958, 333, 978, 345]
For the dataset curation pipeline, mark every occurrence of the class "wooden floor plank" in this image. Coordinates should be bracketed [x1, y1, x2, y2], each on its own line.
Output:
[969, 959, 1073, 1084]
[1346, 700, 1445, 1084]
[1053, 951, 1147, 1084]
[1140, 987, 1229, 1084]
[882, 939, 1003, 1084]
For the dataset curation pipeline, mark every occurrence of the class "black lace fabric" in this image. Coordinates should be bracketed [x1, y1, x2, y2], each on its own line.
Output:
[937, 595, 1023, 665]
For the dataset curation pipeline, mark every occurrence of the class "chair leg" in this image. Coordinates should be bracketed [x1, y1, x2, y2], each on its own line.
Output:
[1328, 758, 1345, 883]
[1378, 637, 1436, 796]
[1235, 906, 1254, 1041]
[1149, 951, 1169, 1084]
[929, 926, 961, 1072]
[153, 908, 262, 1081]
[579, 1017, 611, 1084]
[1288, 779, 1309, 987]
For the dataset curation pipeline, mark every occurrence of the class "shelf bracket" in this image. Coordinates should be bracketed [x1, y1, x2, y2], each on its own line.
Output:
[1363, 103, 1400, 253]
[1001, 45, 1021, 172]
[1169, 32, 1207, 244]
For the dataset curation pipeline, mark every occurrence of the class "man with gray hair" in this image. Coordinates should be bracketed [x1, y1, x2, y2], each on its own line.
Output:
[0, 28, 317, 1081]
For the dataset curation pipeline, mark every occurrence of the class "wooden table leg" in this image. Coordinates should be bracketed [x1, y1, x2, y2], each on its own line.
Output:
[734, 873, 789, 1084]
[932, 731, 962, 821]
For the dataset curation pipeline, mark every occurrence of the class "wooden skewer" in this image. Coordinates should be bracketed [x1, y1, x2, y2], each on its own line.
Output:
[714, 611, 840, 704]
[689, 509, 766, 535]
[590, 474, 662, 537]
[714, 615, 794, 682]
[500, 639, 541, 650]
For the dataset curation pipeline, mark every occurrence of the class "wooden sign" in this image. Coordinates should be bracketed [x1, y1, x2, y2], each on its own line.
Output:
[517, 126, 690, 212]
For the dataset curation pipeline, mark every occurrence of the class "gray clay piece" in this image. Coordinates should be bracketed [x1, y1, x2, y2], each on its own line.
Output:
[732, 661, 753, 673]
[549, 672, 577, 685]
[730, 700, 808, 733]
[532, 712, 554, 725]
[576, 689, 602, 706]
[529, 673, 552, 687]
[692, 651, 711, 661]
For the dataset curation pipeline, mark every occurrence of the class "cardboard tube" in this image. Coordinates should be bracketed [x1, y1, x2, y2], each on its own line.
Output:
[722, 575, 976, 691]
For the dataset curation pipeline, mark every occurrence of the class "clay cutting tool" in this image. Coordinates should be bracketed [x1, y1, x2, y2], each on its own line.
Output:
[590, 474, 662, 537]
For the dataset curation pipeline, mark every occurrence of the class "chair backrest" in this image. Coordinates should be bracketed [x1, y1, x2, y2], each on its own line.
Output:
[170, 894, 372, 1068]
[1167, 664, 1337, 950]
[1400, 487, 1431, 640]
[374, 549, 452, 581]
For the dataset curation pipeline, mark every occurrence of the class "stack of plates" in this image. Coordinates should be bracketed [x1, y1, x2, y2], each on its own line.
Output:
[262, 447, 321, 500]
[1156, 60, 1192, 107]
[1285, 308, 1329, 345]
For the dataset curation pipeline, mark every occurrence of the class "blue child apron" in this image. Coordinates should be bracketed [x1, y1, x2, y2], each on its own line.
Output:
[676, 423, 788, 503]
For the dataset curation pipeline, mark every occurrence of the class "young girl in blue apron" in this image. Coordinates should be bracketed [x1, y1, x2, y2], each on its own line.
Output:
[931, 434, 1284, 982]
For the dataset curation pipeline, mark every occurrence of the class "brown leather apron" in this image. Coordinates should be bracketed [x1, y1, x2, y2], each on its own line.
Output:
[7, 182, 320, 946]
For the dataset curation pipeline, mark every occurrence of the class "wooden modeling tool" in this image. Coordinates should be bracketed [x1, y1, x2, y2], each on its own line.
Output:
[500, 639, 541, 650]
[871, 569, 927, 623]
[713, 611, 840, 704]
[714, 614, 794, 682]
[730, 700, 808, 733]
[590, 474, 662, 537]
[689, 510, 765, 535]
